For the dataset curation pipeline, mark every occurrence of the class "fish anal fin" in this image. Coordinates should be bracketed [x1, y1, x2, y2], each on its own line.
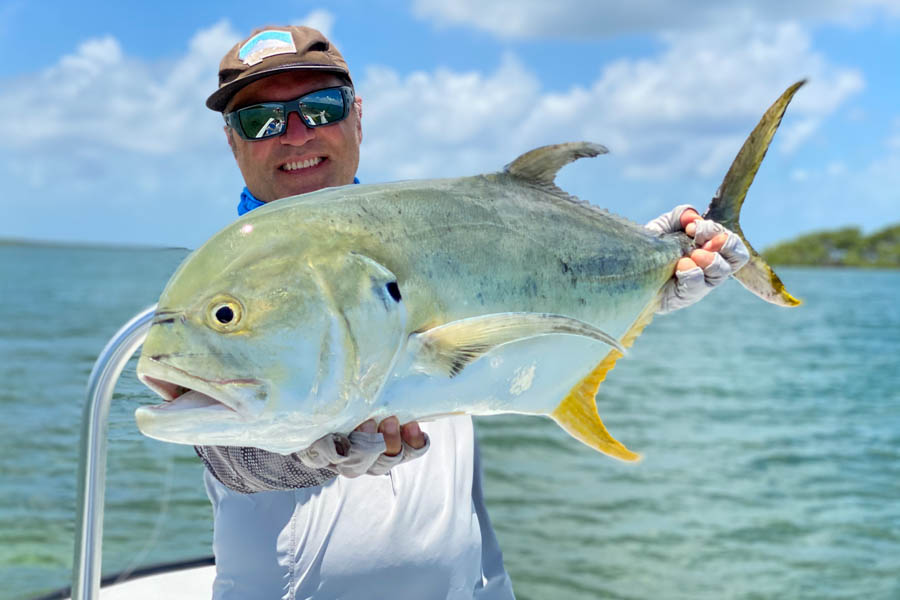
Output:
[550, 302, 658, 462]
[550, 348, 640, 461]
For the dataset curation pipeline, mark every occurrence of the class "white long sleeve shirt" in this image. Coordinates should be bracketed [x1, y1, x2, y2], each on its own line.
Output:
[204, 416, 516, 599]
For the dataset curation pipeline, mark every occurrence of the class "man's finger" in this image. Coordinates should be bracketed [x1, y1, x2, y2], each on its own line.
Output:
[689, 248, 717, 269]
[680, 209, 701, 235]
[702, 232, 728, 252]
[378, 417, 402, 456]
[401, 422, 426, 450]
[676, 257, 698, 272]
[657, 266, 708, 314]
[700, 253, 733, 287]
[355, 419, 377, 433]
[645, 204, 696, 235]
[717, 232, 751, 272]
[692, 220, 727, 247]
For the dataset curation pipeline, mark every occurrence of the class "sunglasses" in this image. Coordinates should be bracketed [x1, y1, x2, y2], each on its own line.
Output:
[224, 86, 354, 141]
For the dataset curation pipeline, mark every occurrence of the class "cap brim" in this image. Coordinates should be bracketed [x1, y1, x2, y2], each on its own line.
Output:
[207, 64, 351, 112]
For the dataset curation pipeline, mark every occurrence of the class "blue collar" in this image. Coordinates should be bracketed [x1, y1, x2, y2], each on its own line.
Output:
[237, 177, 361, 216]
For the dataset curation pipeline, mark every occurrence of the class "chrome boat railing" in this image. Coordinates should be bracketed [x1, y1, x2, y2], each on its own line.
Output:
[71, 305, 157, 600]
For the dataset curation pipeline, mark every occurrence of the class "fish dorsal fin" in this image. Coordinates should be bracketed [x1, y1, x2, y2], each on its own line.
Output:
[504, 142, 608, 187]
[408, 312, 625, 378]
[550, 299, 659, 462]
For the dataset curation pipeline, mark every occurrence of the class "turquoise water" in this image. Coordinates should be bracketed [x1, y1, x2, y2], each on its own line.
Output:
[1, 243, 898, 599]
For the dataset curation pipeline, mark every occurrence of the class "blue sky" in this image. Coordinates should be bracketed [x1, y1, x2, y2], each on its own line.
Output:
[2, 0, 899, 249]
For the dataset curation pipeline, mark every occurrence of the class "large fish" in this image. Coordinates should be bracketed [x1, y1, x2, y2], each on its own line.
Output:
[135, 82, 803, 461]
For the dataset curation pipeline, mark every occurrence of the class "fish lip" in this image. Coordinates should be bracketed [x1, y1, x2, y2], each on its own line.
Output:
[137, 358, 265, 415]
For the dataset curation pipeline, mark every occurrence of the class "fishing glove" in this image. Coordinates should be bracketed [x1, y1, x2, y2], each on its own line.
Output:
[196, 430, 431, 493]
[293, 429, 431, 478]
[195, 444, 338, 493]
[646, 204, 750, 314]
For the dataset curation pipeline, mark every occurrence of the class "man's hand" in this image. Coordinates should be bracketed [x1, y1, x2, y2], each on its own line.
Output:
[293, 417, 429, 478]
[357, 417, 427, 457]
[646, 204, 750, 314]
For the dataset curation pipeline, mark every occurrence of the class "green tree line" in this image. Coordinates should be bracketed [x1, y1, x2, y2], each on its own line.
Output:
[762, 223, 900, 268]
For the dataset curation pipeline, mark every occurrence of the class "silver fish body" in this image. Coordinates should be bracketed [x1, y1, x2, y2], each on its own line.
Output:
[136, 83, 804, 459]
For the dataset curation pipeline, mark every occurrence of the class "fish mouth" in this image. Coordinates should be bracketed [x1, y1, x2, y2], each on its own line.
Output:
[137, 357, 265, 417]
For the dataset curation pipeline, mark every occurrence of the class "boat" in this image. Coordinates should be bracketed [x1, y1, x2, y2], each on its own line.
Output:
[34, 557, 215, 599]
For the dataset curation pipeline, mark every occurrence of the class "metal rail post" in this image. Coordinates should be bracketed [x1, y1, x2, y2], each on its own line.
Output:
[71, 305, 157, 600]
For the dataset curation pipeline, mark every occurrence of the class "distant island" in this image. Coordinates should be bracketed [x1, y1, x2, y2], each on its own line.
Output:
[762, 224, 900, 268]
[0, 237, 189, 252]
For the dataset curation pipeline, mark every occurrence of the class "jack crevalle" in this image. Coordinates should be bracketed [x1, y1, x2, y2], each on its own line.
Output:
[136, 82, 804, 460]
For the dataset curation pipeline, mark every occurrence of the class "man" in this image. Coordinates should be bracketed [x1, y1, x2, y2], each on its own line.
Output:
[198, 25, 747, 600]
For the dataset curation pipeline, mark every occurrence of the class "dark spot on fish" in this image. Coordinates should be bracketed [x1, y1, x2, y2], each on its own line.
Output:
[386, 281, 402, 302]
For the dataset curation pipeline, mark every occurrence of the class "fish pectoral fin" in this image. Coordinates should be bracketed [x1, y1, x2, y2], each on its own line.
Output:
[408, 312, 625, 378]
[550, 348, 641, 462]
[504, 142, 608, 188]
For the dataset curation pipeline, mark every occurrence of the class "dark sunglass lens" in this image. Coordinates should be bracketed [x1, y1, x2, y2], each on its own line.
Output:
[299, 89, 347, 126]
[238, 105, 285, 139]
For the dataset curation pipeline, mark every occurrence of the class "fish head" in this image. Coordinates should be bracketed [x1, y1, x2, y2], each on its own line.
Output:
[135, 219, 408, 453]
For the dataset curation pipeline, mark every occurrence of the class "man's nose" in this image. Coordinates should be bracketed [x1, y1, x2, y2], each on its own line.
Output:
[280, 111, 315, 146]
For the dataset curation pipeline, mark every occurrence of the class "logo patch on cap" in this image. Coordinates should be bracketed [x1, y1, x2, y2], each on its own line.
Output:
[238, 30, 297, 66]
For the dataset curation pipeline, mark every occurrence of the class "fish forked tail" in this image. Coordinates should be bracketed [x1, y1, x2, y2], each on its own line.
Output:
[548, 82, 807, 463]
[703, 80, 806, 307]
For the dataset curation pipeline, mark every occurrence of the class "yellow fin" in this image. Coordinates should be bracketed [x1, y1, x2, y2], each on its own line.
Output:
[549, 301, 658, 462]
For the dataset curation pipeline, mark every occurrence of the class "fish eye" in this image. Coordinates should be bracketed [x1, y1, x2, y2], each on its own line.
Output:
[215, 305, 234, 324]
[386, 281, 402, 302]
[206, 296, 244, 331]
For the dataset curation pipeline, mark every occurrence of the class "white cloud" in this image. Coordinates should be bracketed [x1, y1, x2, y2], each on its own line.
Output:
[0, 21, 244, 246]
[791, 168, 810, 182]
[296, 9, 336, 37]
[413, 0, 900, 39]
[1, 20, 238, 155]
[359, 54, 542, 179]
[0, 16, 874, 247]
[358, 22, 862, 183]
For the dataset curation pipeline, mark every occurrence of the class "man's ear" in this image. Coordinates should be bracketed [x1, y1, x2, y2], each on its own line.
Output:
[224, 126, 236, 156]
[354, 96, 363, 144]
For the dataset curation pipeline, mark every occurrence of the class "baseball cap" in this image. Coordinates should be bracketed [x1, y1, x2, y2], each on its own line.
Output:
[207, 25, 352, 112]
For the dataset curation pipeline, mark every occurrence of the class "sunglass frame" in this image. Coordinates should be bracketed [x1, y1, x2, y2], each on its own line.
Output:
[224, 85, 355, 140]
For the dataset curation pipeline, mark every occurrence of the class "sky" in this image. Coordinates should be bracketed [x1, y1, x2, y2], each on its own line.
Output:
[2, 0, 900, 250]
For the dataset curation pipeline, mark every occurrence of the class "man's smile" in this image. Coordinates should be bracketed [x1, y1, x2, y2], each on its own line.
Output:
[280, 156, 325, 172]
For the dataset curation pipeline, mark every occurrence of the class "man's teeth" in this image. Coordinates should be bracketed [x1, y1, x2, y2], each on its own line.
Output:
[282, 157, 323, 171]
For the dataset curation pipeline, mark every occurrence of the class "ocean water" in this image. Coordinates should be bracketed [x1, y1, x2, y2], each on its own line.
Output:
[1, 243, 897, 600]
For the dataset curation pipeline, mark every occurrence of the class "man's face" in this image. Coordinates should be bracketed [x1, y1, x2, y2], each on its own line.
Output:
[225, 71, 363, 202]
